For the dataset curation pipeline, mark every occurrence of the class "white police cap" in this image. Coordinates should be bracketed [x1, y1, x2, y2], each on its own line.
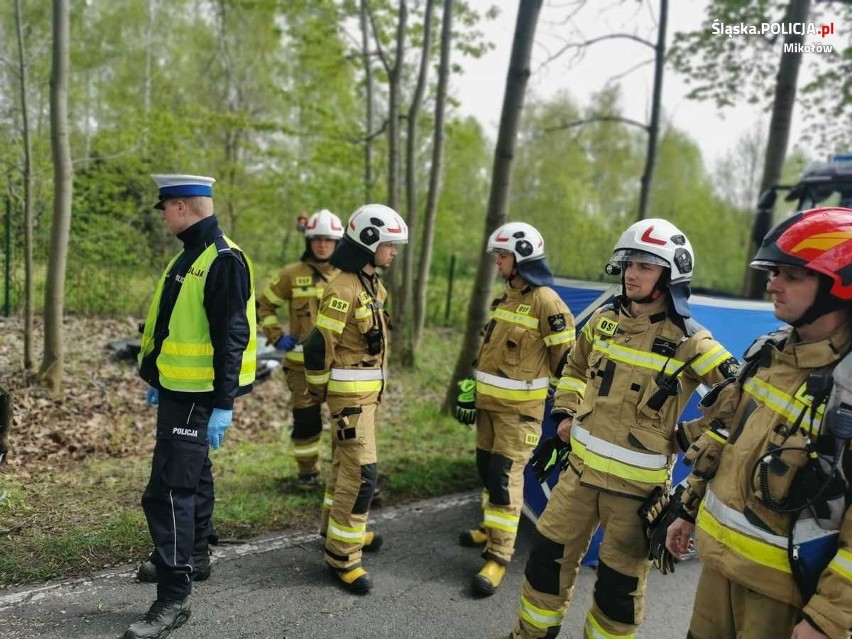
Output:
[151, 174, 216, 210]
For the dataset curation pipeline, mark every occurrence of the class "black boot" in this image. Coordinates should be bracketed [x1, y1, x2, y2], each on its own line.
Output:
[123, 598, 191, 638]
[136, 550, 211, 583]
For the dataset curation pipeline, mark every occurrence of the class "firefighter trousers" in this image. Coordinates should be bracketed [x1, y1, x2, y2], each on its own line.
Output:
[320, 397, 378, 571]
[511, 468, 652, 639]
[687, 563, 801, 639]
[285, 363, 323, 475]
[474, 409, 542, 565]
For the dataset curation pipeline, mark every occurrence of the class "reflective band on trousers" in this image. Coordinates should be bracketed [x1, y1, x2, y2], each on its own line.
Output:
[286, 344, 304, 363]
[327, 517, 366, 543]
[519, 594, 564, 629]
[483, 506, 520, 533]
[696, 488, 791, 573]
[474, 370, 549, 401]
[570, 424, 669, 484]
[585, 610, 635, 639]
[328, 368, 384, 393]
[293, 440, 320, 459]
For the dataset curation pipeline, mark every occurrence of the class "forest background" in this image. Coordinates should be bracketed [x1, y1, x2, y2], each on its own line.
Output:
[0, 0, 850, 584]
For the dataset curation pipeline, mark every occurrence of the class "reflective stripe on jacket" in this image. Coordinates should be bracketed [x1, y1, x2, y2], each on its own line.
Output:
[553, 299, 736, 499]
[691, 326, 852, 636]
[474, 284, 575, 414]
[257, 259, 338, 352]
[304, 270, 388, 404]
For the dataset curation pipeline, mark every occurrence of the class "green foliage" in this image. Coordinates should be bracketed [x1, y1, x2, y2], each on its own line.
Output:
[669, 0, 852, 150]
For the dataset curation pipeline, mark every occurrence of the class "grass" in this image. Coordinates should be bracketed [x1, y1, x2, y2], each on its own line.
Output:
[0, 326, 480, 585]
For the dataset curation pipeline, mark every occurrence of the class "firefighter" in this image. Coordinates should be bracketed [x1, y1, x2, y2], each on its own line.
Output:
[454, 221, 575, 596]
[257, 209, 344, 488]
[502, 218, 738, 639]
[128, 174, 255, 639]
[665, 207, 852, 639]
[303, 203, 408, 594]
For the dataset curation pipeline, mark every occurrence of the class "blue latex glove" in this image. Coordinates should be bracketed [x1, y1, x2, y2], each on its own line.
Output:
[275, 334, 298, 351]
[207, 408, 233, 449]
[146, 387, 159, 406]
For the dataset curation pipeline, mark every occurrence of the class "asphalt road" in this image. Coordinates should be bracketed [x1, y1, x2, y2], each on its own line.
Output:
[0, 491, 700, 638]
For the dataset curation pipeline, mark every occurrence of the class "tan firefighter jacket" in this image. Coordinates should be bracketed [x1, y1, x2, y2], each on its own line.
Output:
[303, 270, 388, 406]
[257, 259, 338, 367]
[474, 284, 575, 416]
[553, 298, 737, 500]
[682, 325, 852, 638]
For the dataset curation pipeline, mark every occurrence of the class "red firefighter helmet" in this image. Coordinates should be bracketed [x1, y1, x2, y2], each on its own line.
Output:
[750, 207, 852, 301]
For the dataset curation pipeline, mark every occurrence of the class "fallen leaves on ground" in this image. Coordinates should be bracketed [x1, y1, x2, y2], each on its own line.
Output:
[0, 315, 291, 471]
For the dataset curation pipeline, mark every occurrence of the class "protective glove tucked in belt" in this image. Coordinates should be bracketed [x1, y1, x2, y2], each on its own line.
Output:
[454, 378, 477, 425]
[146, 387, 159, 406]
[208, 408, 233, 449]
[529, 435, 570, 483]
[275, 334, 298, 351]
[638, 485, 684, 575]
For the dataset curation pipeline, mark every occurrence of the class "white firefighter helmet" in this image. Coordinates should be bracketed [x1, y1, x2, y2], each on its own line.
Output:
[345, 204, 408, 253]
[331, 204, 408, 271]
[609, 218, 694, 284]
[304, 209, 344, 240]
[487, 222, 546, 264]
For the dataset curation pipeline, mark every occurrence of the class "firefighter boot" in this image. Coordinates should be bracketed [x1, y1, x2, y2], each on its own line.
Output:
[296, 472, 320, 490]
[331, 565, 372, 595]
[472, 560, 506, 596]
[123, 597, 191, 639]
[459, 527, 487, 547]
[137, 549, 211, 583]
[363, 531, 384, 552]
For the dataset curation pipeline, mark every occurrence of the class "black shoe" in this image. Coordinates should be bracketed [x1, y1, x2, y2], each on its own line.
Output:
[136, 551, 211, 583]
[296, 473, 320, 490]
[123, 598, 191, 639]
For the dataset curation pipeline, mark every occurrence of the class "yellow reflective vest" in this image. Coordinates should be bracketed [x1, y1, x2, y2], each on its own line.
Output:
[139, 236, 257, 393]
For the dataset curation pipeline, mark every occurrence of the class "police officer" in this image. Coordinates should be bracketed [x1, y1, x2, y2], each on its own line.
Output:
[502, 218, 738, 639]
[126, 174, 255, 639]
[666, 207, 852, 639]
[454, 222, 575, 596]
[257, 209, 343, 488]
[303, 203, 408, 594]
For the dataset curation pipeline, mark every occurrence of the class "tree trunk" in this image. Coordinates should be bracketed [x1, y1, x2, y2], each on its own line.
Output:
[360, 0, 374, 203]
[742, 0, 810, 299]
[397, 0, 435, 367]
[637, 0, 668, 221]
[383, 0, 407, 352]
[414, 0, 453, 349]
[443, 0, 544, 411]
[14, 0, 35, 371]
[39, 0, 73, 394]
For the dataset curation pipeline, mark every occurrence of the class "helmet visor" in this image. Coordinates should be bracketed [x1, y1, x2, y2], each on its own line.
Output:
[611, 248, 669, 269]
